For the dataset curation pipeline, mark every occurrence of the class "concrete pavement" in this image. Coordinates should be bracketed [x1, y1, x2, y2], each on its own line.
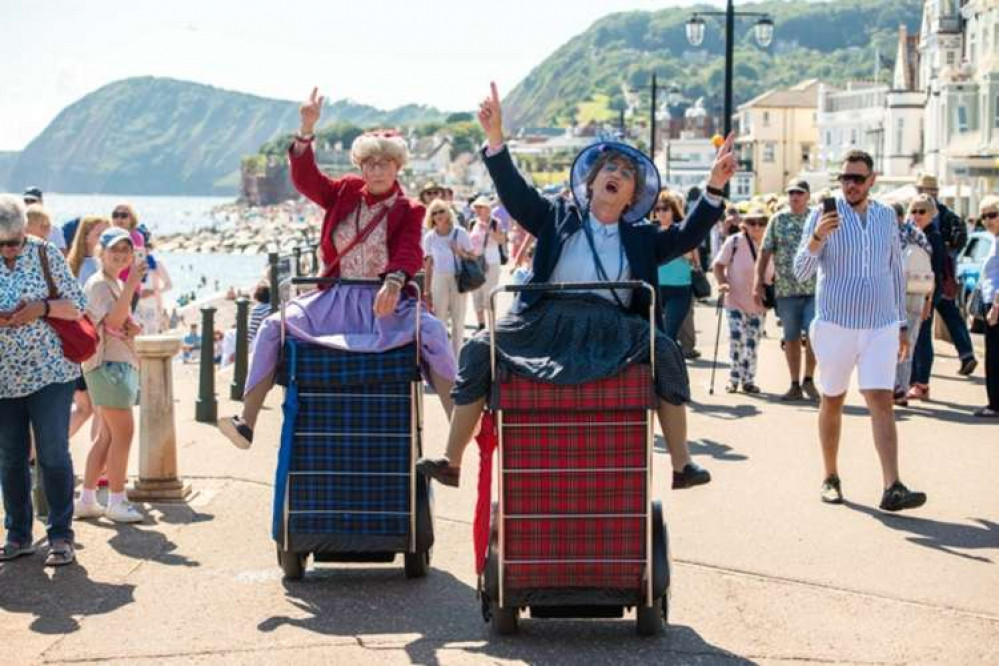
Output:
[2, 294, 997, 665]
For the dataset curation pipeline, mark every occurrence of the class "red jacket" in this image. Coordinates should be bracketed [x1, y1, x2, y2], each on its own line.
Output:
[288, 144, 424, 280]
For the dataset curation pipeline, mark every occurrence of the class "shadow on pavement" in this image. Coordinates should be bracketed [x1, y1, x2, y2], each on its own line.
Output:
[258, 566, 752, 664]
[655, 435, 748, 462]
[90, 520, 202, 568]
[688, 401, 761, 420]
[901, 399, 993, 426]
[0, 562, 135, 634]
[844, 501, 998, 564]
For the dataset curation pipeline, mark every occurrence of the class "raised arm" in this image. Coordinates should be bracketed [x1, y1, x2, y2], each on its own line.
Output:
[794, 208, 822, 282]
[478, 82, 553, 237]
[288, 88, 341, 209]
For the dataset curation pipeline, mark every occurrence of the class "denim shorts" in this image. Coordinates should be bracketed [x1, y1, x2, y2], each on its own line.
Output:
[85, 362, 139, 409]
[776, 295, 816, 342]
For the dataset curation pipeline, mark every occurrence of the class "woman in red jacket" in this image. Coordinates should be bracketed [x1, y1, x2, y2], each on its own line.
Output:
[219, 88, 455, 449]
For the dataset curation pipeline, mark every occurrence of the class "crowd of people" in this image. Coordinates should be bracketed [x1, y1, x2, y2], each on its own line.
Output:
[3, 82, 997, 569]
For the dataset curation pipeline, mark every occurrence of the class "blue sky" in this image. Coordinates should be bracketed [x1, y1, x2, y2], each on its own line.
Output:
[0, 0, 733, 151]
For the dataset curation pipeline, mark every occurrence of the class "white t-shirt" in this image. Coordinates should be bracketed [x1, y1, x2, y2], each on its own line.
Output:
[422, 227, 473, 275]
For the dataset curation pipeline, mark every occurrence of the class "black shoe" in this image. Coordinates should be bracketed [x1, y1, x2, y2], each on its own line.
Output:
[820, 475, 843, 504]
[672, 463, 711, 489]
[683, 349, 702, 360]
[415, 457, 461, 488]
[780, 384, 804, 401]
[958, 357, 978, 376]
[801, 378, 820, 402]
[742, 382, 761, 394]
[879, 481, 926, 512]
[218, 416, 253, 449]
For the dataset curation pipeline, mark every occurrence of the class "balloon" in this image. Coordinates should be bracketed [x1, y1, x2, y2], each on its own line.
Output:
[711, 134, 725, 148]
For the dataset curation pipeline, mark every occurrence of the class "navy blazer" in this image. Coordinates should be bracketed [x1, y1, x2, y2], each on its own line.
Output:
[484, 146, 724, 325]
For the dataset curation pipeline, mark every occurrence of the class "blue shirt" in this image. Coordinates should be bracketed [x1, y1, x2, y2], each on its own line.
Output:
[658, 257, 692, 286]
[549, 213, 632, 306]
[794, 198, 906, 330]
[980, 234, 999, 306]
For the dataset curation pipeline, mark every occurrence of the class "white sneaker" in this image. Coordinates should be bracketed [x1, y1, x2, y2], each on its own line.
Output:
[105, 501, 144, 523]
[74, 499, 105, 520]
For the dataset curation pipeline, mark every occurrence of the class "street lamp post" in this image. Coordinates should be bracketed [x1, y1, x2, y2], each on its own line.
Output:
[686, 0, 774, 194]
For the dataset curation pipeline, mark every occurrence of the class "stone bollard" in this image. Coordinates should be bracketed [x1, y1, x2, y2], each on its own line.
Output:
[129, 335, 192, 502]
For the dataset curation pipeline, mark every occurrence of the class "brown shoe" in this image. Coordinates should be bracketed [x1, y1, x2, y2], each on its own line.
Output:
[415, 458, 461, 488]
[780, 384, 804, 401]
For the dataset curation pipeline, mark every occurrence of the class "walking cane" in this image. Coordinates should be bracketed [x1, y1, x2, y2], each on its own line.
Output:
[709, 292, 725, 395]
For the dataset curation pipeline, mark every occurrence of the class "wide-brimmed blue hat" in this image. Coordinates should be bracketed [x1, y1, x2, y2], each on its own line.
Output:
[570, 141, 661, 223]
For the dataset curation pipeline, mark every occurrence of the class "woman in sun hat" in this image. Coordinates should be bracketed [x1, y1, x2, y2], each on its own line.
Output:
[416, 82, 738, 491]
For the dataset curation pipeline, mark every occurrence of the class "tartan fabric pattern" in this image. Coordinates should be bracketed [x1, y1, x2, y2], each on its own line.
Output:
[289, 512, 409, 536]
[281, 340, 415, 538]
[496, 363, 653, 411]
[289, 474, 408, 513]
[502, 413, 647, 471]
[504, 471, 645, 515]
[504, 517, 645, 561]
[505, 562, 644, 590]
[283, 340, 419, 389]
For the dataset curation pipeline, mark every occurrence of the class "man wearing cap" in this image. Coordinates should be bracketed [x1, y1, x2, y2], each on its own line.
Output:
[23, 187, 67, 254]
[756, 178, 819, 401]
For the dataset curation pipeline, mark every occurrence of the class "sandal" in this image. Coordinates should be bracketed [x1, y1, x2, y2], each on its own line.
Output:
[0, 541, 36, 562]
[44, 540, 75, 567]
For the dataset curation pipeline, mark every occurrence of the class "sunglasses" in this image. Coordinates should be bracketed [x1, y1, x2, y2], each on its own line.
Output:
[744, 220, 767, 227]
[910, 208, 928, 215]
[654, 205, 672, 212]
[432, 210, 449, 216]
[601, 162, 636, 180]
[837, 173, 870, 185]
[112, 211, 130, 219]
[0, 236, 25, 249]
[982, 211, 999, 220]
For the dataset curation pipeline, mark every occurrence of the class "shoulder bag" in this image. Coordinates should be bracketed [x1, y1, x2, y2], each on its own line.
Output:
[452, 229, 487, 293]
[38, 244, 99, 363]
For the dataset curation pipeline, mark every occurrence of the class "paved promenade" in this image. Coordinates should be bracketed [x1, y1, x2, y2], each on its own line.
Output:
[2, 293, 997, 665]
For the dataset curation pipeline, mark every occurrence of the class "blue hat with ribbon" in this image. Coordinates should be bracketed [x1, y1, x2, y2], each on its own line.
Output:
[570, 141, 661, 223]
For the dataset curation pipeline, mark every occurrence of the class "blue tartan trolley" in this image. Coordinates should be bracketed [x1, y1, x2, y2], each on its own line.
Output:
[272, 277, 434, 580]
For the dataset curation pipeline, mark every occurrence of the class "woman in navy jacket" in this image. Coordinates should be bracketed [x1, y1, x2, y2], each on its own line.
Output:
[417, 83, 737, 490]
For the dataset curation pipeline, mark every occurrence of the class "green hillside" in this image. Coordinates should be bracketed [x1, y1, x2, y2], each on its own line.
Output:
[503, 0, 923, 129]
[9, 77, 448, 195]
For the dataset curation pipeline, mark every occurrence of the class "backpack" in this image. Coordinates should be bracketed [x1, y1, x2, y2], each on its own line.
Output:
[904, 244, 934, 295]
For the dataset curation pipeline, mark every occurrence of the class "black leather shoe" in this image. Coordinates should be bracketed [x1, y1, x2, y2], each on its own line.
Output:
[415, 457, 461, 488]
[879, 481, 926, 512]
[672, 463, 711, 489]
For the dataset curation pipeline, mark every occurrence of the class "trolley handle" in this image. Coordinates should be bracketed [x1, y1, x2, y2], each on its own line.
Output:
[291, 277, 384, 287]
[493, 280, 651, 294]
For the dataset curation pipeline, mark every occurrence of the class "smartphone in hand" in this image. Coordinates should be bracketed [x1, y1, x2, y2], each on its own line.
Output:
[821, 196, 840, 233]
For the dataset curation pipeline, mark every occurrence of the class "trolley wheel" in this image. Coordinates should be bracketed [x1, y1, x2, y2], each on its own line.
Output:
[637, 603, 663, 636]
[404, 548, 431, 579]
[490, 602, 519, 635]
[278, 547, 306, 581]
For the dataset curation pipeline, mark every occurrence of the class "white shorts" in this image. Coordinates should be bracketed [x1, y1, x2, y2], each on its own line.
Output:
[809, 319, 900, 396]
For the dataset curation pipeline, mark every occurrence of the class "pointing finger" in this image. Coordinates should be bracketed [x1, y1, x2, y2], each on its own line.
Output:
[490, 81, 500, 106]
[310, 87, 318, 104]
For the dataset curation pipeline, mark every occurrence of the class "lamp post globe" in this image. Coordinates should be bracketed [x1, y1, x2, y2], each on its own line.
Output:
[755, 17, 775, 48]
[685, 16, 706, 46]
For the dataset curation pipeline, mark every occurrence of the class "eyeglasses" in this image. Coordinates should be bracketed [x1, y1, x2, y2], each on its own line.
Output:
[361, 159, 394, 173]
[601, 162, 636, 181]
[910, 208, 928, 215]
[432, 210, 449, 217]
[0, 236, 25, 249]
[982, 211, 999, 220]
[654, 205, 672, 212]
[837, 173, 870, 185]
[112, 211, 130, 220]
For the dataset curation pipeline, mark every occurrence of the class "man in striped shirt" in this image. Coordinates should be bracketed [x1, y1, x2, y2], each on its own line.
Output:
[794, 150, 926, 512]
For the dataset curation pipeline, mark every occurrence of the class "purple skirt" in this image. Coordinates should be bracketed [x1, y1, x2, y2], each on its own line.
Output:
[246, 285, 456, 393]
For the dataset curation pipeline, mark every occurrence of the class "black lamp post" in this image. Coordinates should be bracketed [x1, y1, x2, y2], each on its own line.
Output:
[686, 1, 774, 144]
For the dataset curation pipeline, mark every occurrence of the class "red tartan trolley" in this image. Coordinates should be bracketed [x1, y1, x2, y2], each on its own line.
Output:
[480, 281, 671, 636]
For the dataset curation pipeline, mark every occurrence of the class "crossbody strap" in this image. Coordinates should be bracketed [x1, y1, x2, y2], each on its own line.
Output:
[580, 216, 627, 309]
[37, 244, 60, 300]
[321, 199, 400, 278]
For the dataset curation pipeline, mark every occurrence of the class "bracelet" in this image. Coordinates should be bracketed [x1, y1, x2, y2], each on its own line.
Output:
[705, 184, 726, 198]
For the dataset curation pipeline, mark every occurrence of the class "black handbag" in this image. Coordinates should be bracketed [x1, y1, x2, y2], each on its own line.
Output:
[490, 219, 508, 265]
[452, 230, 487, 293]
[741, 235, 776, 309]
[691, 268, 712, 300]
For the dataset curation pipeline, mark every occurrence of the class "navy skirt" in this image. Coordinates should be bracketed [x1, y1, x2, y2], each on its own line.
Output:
[451, 294, 689, 406]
